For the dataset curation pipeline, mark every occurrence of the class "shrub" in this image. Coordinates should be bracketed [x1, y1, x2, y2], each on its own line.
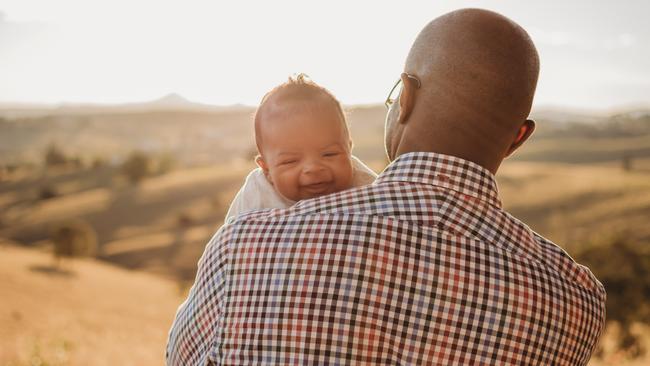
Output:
[177, 211, 195, 228]
[38, 185, 58, 200]
[6, 164, 18, 173]
[68, 156, 84, 169]
[91, 156, 108, 169]
[121, 151, 152, 183]
[576, 236, 650, 357]
[50, 220, 98, 264]
[621, 155, 633, 172]
[44, 144, 68, 167]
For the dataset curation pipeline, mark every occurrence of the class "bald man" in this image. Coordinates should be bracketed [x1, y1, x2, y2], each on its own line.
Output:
[167, 9, 606, 365]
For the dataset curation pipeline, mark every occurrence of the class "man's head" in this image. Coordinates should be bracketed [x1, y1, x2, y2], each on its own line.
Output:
[254, 74, 354, 201]
[384, 8, 539, 174]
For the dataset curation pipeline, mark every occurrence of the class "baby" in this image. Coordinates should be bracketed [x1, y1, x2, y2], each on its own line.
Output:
[225, 74, 377, 222]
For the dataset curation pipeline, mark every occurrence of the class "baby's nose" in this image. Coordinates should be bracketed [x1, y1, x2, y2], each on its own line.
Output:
[302, 159, 326, 174]
[301, 161, 329, 182]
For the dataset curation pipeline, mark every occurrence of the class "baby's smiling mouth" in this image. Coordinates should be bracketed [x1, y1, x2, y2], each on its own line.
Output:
[302, 181, 332, 194]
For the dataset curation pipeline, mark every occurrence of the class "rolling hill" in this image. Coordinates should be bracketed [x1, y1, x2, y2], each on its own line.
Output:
[0, 242, 183, 366]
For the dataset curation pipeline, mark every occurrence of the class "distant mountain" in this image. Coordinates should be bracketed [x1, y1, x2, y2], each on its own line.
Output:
[0, 94, 252, 118]
[136, 93, 236, 111]
[530, 107, 607, 124]
[150, 93, 194, 107]
[530, 104, 650, 124]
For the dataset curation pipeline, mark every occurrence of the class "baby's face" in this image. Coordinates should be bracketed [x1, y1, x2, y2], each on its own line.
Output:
[257, 103, 354, 202]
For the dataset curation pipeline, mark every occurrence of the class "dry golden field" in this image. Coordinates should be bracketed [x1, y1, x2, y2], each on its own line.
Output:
[498, 158, 650, 250]
[0, 242, 182, 366]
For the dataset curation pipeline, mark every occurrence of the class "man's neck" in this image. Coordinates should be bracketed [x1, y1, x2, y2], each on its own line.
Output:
[395, 133, 501, 175]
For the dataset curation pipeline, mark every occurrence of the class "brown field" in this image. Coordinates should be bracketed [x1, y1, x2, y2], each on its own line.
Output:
[1, 105, 649, 364]
[0, 242, 182, 366]
[498, 158, 650, 250]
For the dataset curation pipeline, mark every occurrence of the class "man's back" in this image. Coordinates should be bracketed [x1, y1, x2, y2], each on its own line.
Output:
[167, 152, 606, 365]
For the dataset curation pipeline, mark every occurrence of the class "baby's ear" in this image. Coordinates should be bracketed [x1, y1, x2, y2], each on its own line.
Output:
[255, 154, 267, 170]
[255, 155, 273, 184]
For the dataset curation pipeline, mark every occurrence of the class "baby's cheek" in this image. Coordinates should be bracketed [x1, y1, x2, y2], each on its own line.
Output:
[337, 159, 355, 188]
[275, 169, 301, 200]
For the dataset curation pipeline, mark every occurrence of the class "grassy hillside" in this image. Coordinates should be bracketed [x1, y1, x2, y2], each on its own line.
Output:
[0, 162, 254, 284]
[0, 242, 183, 366]
[498, 158, 650, 250]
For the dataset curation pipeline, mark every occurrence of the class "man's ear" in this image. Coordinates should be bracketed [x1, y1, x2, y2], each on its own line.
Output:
[397, 73, 417, 124]
[255, 155, 273, 185]
[505, 119, 535, 157]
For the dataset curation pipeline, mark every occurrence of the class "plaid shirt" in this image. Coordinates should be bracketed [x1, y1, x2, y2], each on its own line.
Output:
[167, 152, 606, 365]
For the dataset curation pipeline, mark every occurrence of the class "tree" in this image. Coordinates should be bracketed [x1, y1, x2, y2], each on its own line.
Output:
[50, 219, 98, 268]
[121, 151, 152, 183]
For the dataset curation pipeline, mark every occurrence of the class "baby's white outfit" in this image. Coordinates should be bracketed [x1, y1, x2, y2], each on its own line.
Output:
[225, 156, 377, 223]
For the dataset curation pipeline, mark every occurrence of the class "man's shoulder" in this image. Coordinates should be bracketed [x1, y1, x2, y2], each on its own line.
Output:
[534, 231, 606, 292]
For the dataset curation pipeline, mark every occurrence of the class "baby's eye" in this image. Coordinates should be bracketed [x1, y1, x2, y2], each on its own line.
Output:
[279, 159, 297, 165]
[323, 152, 339, 157]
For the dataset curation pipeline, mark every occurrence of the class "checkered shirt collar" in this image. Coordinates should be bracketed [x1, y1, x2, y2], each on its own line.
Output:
[375, 151, 503, 209]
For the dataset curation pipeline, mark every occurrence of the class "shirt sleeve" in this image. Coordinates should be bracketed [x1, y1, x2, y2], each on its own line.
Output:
[166, 225, 231, 365]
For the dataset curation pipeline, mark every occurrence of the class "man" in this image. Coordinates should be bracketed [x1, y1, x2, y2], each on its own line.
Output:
[167, 8, 606, 365]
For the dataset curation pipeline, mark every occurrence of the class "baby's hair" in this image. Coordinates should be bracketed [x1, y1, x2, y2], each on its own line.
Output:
[254, 73, 349, 153]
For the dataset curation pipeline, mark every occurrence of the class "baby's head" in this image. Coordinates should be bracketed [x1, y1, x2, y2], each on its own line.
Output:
[254, 74, 354, 202]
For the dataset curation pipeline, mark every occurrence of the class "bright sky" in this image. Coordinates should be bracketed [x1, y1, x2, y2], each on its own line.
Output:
[1, 0, 649, 110]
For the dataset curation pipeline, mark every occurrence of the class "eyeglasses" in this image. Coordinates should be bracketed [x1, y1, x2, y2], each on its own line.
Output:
[384, 73, 421, 109]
